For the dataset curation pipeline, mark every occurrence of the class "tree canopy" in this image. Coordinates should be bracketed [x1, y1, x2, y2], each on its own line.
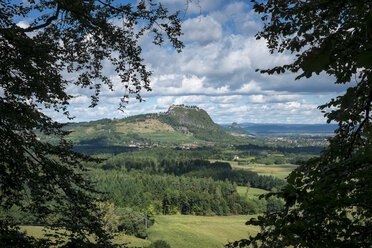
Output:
[0, 0, 183, 246]
[230, 1, 372, 247]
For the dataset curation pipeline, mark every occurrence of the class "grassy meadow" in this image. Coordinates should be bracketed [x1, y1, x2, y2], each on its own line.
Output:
[18, 161, 296, 248]
[147, 215, 258, 248]
[20, 225, 151, 247]
[236, 186, 269, 199]
[20, 215, 258, 248]
[140, 131, 198, 144]
[244, 163, 298, 179]
[210, 159, 298, 180]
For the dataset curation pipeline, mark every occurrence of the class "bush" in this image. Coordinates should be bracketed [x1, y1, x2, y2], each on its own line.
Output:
[146, 240, 171, 248]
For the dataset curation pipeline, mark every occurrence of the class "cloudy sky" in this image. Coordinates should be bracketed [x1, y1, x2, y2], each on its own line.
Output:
[48, 0, 348, 124]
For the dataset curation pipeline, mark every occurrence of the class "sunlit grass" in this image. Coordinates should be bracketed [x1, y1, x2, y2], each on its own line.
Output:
[19, 225, 151, 247]
[140, 131, 198, 143]
[20, 215, 259, 248]
[211, 159, 297, 180]
[245, 164, 298, 179]
[236, 186, 269, 199]
[115, 119, 175, 134]
[147, 215, 259, 248]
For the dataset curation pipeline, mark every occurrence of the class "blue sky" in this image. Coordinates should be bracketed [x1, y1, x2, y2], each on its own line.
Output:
[31, 0, 349, 124]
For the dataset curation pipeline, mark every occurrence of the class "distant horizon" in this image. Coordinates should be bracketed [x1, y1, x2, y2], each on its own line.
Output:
[220, 122, 337, 126]
[63, 107, 336, 126]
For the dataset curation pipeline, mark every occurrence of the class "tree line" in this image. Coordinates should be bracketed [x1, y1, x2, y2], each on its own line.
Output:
[89, 170, 272, 216]
[96, 156, 285, 191]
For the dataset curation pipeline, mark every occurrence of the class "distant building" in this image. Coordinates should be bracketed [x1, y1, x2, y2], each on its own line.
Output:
[181, 143, 199, 149]
[233, 155, 239, 161]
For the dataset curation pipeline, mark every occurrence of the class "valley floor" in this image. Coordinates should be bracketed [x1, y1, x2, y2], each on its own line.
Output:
[21, 215, 259, 248]
[145, 215, 258, 248]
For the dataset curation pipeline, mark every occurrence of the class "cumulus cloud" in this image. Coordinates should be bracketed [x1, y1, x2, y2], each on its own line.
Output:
[150, 74, 230, 96]
[173, 95, 207, 105]
[16, 20, 29, 29]
[207, 99, 324, 124]
[182, 15, 222, 44]
[157, 96, 174, 108]
[235, 80, 262, 94]
[246, 94, 302, 103]
[210, 95, 243, 103]
[158, 0, 222, 15]
[51, 1, 343, 124]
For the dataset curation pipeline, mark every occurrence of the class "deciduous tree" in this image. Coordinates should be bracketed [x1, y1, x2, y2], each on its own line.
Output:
[0, 0, 183, 246]
[230, 1, 372, 247]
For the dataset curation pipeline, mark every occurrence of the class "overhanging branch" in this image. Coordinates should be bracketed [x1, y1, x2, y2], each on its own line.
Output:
[347, 88, 372, 158]
[23, 5, 61, 33]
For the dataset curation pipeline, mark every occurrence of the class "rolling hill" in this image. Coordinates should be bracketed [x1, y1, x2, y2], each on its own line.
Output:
[221, 122, 255, 138]
[45, 105, 240, 153]
[238, 122, 337, 136]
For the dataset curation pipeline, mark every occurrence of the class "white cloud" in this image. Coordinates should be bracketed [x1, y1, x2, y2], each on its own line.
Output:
[150, 74, 230, 96]
[173, 95, 207, 105]
[69, 95, 90, 104]
[210, 95, 242, 103]
[235, 81, 261, 94]
[16, 20, 29, 29]
[158, 0, 222, 15]
[182, 15, 222, 44]
[207, 99, 324, 124]
[246, 94, 301, 103]
[45, 1, 343, 124]
[157, 96, 174, 108]
[246, 94, 265, 103]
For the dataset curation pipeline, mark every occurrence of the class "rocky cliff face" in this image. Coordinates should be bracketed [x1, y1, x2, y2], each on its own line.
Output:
[161, 105, 232, 142]
[166, 105, 216, 129]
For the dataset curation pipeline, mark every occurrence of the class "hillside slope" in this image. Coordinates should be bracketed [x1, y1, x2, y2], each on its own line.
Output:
[158, 105, 233, 142]
[59, 105, 239, 150]
[239, 123, 337, 135]
[221, 122, 255, 138]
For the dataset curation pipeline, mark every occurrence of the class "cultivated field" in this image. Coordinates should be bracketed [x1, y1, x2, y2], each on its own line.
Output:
[244, 164, 298, 179]
[211, 159, 298, 180]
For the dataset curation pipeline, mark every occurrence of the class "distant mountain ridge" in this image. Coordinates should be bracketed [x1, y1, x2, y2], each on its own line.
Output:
[238, 122, 337, 135]
[221, 122, 255, 138]
[60, 105, 237, 150]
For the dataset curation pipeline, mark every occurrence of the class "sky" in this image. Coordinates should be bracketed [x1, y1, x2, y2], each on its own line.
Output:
[40, 0, 349, 124]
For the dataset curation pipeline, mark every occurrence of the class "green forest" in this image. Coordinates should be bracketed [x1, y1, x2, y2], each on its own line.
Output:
[1, 1, 371, 248]
[3, 145, 291, 240]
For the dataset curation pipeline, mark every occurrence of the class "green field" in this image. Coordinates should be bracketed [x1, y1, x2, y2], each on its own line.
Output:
[236, 186, 269, 199]
[20, 225, 151, 247]
[21, 215, 258, 248]
[147, 215, 258, 248]
[140, 131, 199, 144]
[244, 164, 298, 179]
[211, 160, 298, 180]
